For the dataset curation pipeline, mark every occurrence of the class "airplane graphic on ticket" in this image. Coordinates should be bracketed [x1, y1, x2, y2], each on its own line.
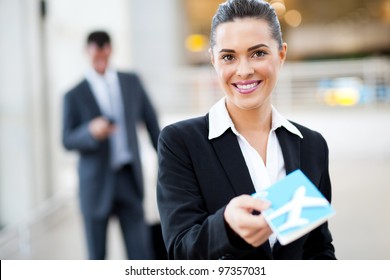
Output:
[252, 169, 335, 245]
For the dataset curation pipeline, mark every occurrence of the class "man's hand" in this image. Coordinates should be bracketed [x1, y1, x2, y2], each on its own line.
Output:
[88, 116, 116, 140]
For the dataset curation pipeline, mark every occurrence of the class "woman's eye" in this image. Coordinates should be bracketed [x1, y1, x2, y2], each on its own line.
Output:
[253, 50, 266, 58]
[222, 54, 234, 62]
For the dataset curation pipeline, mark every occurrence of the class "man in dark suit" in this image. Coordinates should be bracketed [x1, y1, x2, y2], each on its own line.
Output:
[62, 31, 160, 259]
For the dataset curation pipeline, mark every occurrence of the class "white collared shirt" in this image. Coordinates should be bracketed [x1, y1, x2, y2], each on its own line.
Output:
[208, 97, 303, 248]
[85, 67, 119, 118]
[85, 68, 133, 169]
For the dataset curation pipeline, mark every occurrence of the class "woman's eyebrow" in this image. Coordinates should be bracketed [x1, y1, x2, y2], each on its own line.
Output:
[219, 48, 235, 53]
[247, 43, 269, 52]
[219, 43, 270, 54]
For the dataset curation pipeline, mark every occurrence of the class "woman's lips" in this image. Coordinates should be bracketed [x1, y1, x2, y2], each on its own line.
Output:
[233, 80, 262, 94]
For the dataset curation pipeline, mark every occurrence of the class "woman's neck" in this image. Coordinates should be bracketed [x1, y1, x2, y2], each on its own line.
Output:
[226, 99, 273, 162]
[227, 101, 272, 134]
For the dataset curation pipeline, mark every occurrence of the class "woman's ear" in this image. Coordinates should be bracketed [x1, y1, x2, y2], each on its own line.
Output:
[279, 42, 287, 65]
[209, 48, 215, 67]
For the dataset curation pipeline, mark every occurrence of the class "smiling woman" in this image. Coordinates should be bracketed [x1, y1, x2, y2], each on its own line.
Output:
[210, 18, 286, 115]
[157, 0, 336, 260]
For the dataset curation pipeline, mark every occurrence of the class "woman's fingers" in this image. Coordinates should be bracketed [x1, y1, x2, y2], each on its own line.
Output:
[224, 195, 272, 246]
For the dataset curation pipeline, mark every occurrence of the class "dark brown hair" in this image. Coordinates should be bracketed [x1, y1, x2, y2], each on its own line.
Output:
[87, 31, 111, 48]
[210, 0, 283, 49]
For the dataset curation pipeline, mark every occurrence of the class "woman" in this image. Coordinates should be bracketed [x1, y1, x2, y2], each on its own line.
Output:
[157, 0, 336, 260]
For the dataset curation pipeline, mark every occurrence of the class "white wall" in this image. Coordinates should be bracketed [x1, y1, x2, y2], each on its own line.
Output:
[0, 0, 48, 227]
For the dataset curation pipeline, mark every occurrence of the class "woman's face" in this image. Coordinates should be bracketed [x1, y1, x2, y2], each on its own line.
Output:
[211, 18, 287, 112]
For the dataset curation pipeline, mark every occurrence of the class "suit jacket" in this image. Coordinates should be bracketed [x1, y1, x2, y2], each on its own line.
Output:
[62, 72, 160, 218]
[157, 114, 336, 260]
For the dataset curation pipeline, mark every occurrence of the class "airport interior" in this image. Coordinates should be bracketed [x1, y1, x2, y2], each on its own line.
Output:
[1, 0, 390, 259]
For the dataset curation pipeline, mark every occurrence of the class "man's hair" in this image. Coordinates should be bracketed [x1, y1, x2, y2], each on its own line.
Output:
[87, 31, 111, 48]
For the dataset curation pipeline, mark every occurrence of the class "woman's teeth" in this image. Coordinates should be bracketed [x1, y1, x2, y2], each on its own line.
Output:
[236, 82, 258, 89]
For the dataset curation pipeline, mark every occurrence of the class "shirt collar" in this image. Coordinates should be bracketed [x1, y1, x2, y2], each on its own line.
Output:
[271, 105, 303, 138]
[85, 67, 116, 83]
[208, 97, 303, 140]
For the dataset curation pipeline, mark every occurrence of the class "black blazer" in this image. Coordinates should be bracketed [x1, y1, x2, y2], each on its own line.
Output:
[62, 72, 160, 218]
[157, 114, 336, 259]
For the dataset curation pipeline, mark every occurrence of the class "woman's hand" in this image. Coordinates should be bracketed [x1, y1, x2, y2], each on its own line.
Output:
[224, 194, 272, 247]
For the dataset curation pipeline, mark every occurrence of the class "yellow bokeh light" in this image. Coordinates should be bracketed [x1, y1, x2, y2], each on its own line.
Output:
[185, 34, 208, 52]
[271, 2, 286, 17]
[285, 10, 302, 27]
[324, 88, 360, 106]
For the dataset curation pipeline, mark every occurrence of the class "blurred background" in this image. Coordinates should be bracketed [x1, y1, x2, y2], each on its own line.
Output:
[0, 0, 389, 259]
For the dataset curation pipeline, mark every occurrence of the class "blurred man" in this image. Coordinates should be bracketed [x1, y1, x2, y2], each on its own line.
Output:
[62, 31, 160, 259]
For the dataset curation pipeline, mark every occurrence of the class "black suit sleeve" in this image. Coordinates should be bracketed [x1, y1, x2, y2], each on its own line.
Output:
[302, 134, 336, 259]
[62, 92, 100, 152]
[135, 75, 160, 150]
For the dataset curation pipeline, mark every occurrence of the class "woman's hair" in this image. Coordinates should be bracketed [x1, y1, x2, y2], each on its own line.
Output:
[210, 0, 283, 49]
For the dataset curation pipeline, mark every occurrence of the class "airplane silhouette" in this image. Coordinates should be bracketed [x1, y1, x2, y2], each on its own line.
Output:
[265, 185, 329, 232]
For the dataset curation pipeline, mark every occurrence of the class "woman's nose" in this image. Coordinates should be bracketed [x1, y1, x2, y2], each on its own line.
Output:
[236, 59, 254, 78]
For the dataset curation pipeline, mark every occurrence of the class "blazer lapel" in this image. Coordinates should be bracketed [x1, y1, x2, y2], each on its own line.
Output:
[210, 127, 273, 259]
[272, 126, 301, 254]
[117, 73, 135, 130]
[210, 129, 255, 196]
[211, 125, 302, 192]
[117, 72, 131, 109]
[276, 126, 301, 174]
[81, 80, 102, 117]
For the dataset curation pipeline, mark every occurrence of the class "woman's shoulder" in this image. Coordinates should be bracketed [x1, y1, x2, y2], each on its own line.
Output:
[162, 115, 208, 133]
[289, 120, 325, 141]
[287, 121, 329, 155]
[160, 115, 209, 142]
